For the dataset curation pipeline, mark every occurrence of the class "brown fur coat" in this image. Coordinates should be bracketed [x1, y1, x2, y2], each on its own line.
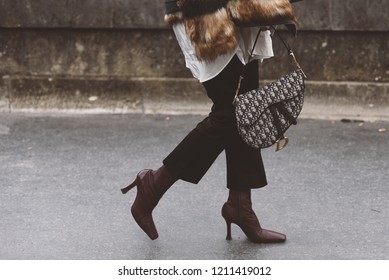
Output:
[165, 0, 299, 62]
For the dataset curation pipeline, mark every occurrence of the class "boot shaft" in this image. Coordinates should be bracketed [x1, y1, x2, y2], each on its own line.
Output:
[227, 189, 253, 209]
[150, 165, 177, 197]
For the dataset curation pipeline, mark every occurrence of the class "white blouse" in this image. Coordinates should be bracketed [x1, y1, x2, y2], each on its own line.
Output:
[173, 23, 274, 83]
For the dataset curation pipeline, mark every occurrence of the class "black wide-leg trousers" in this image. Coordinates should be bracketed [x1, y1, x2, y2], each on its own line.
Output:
[163, 55, 267, 190]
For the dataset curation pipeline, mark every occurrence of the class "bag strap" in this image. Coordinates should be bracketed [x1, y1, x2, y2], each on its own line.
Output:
[273, 27, 306, 78]
[232, 27, 306, 104]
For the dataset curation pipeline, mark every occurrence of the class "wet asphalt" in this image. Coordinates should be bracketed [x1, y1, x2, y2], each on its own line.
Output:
[0, 113, 388, 260]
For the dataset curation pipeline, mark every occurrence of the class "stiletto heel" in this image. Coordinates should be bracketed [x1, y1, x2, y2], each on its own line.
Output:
[121, 179, 137, 194]
[226, 221, 232, 240]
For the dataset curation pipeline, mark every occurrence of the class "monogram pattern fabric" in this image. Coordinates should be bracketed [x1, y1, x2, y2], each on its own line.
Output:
[235, 69, 305, 149]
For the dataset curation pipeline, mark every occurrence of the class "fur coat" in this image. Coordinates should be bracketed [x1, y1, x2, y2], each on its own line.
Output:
[164, 0, 300, 62]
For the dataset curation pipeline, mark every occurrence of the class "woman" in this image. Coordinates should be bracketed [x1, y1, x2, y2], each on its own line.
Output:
[121, 0, 300, 243]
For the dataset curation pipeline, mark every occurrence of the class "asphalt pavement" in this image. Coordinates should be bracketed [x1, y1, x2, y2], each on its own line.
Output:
[0, 112, 388, 260]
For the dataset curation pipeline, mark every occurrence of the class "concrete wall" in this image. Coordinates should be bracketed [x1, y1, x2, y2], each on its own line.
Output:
[0, 0, 388, 114]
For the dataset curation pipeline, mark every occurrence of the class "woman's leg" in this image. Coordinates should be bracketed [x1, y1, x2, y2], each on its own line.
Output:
[198, 56, 285, 243]
[220, 57, 268, 190]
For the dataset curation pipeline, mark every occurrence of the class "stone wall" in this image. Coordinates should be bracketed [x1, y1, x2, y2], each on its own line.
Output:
[0, 0, 388, 115]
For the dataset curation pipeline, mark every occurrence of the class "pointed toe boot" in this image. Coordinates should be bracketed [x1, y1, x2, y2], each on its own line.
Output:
[121, 165, 177, 240]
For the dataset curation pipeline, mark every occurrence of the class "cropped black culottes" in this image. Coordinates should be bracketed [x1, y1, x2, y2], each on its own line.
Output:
[163, 55, 267, 190]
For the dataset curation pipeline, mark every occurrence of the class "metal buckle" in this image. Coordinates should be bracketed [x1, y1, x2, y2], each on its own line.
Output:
[275, 137, 289, 152]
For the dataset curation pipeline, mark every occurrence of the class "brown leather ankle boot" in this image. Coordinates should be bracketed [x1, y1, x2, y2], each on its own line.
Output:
[121, 165, 177, 240]
[221, 189, 286, 243]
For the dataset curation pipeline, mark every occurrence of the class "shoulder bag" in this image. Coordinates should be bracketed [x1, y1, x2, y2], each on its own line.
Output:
[234, 28, 306, 152]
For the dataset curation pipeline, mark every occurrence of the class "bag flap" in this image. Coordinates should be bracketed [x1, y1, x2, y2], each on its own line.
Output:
[235, 69, 305, 128]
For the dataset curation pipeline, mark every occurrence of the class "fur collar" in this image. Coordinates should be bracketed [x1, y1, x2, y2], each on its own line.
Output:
[165, 0, 299, 62]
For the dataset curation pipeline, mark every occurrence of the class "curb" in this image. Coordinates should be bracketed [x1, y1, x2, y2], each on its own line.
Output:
[1, 76, 388, 122]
